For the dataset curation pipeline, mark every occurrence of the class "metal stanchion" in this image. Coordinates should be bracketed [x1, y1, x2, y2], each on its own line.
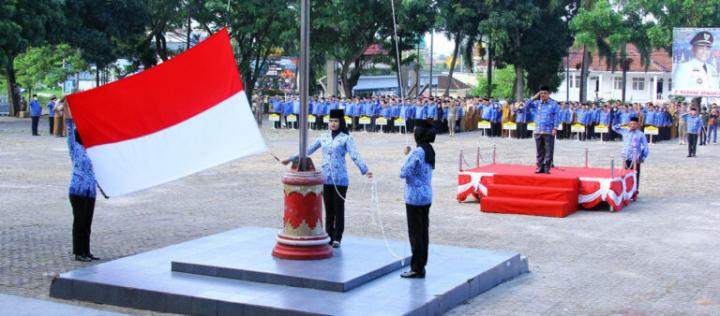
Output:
[459, 149, 464, 171]
[492, 143, 497, 164]
[584, 147, 589, 168]
[476, 146, 480, 167]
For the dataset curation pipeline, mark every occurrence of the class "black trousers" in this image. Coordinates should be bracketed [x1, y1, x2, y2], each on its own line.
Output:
[491, 122, 501, 137]
[69, 195, 96, 256]
[323, 185, 347, 243]
[516, 123, 527, 139]
[625, 159, 641, 193]
[405, 203, 430, 273]
[48, 116, 54, 134]
[31, 116, 39, 135]
[534, 133, 555, 169]
[688, 133, 698, 156]
[406, 119, 415, 133]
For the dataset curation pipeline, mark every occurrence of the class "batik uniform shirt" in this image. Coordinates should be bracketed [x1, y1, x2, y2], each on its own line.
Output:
[400, 147, 433, 206]
[524, 98, 561, 134]
[291, 132, 368, 186]
[612, 125, 649, 161]
[67, 119, 97, 198]
[682, 114, 703, 134]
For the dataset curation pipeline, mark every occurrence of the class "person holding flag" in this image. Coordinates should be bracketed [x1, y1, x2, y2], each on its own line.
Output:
[282, 109, 373, 248]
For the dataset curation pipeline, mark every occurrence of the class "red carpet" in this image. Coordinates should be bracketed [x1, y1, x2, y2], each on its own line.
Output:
[458, 164, 637, 217]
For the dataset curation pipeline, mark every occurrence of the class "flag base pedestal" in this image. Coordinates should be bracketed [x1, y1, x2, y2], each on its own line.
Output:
[273, 159, 332, 260]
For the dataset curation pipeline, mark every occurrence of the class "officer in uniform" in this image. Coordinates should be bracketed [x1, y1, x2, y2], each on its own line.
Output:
[674, 31, 719, 92]
[524, 86, 561, 174]
[612, 117, 648, 199]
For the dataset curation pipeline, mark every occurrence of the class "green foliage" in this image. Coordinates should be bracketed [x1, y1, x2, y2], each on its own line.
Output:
[629, 0, 720, 51]
[14, 44, 88, 94]
[472, 66, 519, 100]
[62, 0, 149, 69]
[0, 0, 65, 114]
[193, 0, 296, 99]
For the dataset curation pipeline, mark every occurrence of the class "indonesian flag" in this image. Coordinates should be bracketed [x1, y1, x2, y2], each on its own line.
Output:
[67, 28, 266, 197]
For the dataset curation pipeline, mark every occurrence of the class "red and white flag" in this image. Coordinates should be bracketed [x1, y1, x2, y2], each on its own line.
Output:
[67, 28, 266, 197]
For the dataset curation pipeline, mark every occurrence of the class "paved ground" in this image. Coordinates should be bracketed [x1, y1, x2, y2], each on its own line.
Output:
[1, 116, 719, 315]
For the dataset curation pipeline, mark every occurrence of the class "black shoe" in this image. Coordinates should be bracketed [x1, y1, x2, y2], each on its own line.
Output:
[544, 169, 551, 174]
[400, 270, 425, 278]
[535, 167, 543, 174]
[86, 253, 101, 260]
[332, 241, 341, 248]
[74, 255, 92, 262]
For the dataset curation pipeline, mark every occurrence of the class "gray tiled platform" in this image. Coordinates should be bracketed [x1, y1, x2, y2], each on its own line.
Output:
[0, 293, 127, 316]
[50, 227, 528, 315]
[171, 231, 412, 292]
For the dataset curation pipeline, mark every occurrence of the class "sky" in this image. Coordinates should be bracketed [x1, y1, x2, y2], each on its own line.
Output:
[424, 30, 455, 58]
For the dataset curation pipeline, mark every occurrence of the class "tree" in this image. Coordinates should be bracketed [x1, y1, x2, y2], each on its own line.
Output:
[437, 0, 486, 96]
[571, 0, 651, 103]
[629, 0, 720, 51]
[484, 0, 540, 101]
[14, 44, 88, 98]
[472, 65, 518, 100]
[193, 0, 296, 100]
[486, 0, 575, 101]
[523, 0, 576, 94]
[63, 0, 149, 86]
[0, 0, 65, 116]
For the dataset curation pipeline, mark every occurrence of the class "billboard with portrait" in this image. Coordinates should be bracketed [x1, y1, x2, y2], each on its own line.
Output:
[672, 28, 720, 97]
[254, 56, 299, 93]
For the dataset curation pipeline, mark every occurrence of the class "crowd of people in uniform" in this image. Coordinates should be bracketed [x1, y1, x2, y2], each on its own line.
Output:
[265, 95, 720, 149]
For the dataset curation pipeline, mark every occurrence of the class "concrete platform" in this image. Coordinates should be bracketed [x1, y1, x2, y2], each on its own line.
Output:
[50, 227, 528, 315]
[0, 293, 126, 316]
[171, 229, 412, 292]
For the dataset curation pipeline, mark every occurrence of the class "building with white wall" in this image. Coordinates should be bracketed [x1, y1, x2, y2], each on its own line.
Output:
[551, 45, 673, 103]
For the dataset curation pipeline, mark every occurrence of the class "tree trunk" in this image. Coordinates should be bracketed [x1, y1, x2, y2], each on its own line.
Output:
[486, 35, 493, 97]
[445, 32, 461, 97]
[340, 62, 353, 98]
[621, 60, 628, 104]
[186, 2, 192, 50]
[5, 57, 20, 116]
[95, 66, 100, 87]
[579, 45, 590, 102]
[514, 64, 524, 102]
[415, 44, 420, 97]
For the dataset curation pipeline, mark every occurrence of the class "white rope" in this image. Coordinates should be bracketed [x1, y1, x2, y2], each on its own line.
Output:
[324, 139, 407, 265]
[389, 0, 410, 146]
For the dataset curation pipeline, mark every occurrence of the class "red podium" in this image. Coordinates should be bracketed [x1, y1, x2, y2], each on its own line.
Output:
[272, 162, 332, 260]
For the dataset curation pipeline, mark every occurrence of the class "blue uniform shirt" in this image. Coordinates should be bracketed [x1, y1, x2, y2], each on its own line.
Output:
[290, 132, 369, 186]
[612, 125, 649, 161]
[683, 114, 703, 134]
[400, 147, 432, 206]
[283, 101, 293, 116]
[67, 120, 97, 198]
[29, 99, 42, 117]
[524, 98, 561, 133]
[271, 99, 283, 113]
[456, 106, 464, 119]
[643, 110, 657, 126]
[47, 101, 55, 118]
[598, 110, 611, 125]
[427, 104, 437, 120]
[413, 105, 426, 119]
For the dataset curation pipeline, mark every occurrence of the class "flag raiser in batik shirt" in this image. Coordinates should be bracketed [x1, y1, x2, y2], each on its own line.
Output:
[400, 147, 433, 206]
[524, 98, 561, 134]
[290, 132, 369, 186]
[67, 119, 97, 198]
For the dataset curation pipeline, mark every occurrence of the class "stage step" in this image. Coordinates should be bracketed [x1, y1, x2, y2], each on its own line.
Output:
[486, 184, 576, 202]
[481, 196, 576, 218]
[492, 174, 579, 189]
